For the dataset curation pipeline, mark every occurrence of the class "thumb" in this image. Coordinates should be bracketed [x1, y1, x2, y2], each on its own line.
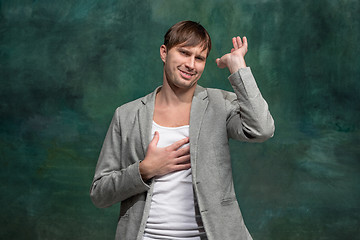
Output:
[216, 58, 226, 69]
[216, 58, 221, 67]
[150, 131, 160, 146]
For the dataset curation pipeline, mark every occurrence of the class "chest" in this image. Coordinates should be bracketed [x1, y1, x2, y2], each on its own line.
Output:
[153, 104, 191, 127]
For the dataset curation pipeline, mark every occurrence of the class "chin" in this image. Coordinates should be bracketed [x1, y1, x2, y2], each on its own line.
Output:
[176, 79, 197, 89]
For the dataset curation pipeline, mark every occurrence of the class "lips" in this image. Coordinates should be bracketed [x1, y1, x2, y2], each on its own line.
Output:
[179, 68, 195, 79]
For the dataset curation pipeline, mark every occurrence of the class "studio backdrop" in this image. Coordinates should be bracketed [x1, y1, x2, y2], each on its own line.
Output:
[0, 0, 359, 239]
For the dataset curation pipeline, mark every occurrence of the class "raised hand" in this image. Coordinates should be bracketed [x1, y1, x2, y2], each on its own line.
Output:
[216, 36, 248, 74]
[139, 131, 191, 181]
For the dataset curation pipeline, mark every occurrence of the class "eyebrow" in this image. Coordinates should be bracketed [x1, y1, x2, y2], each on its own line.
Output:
[178, 47, 206, 60]
[178, 47, 190, 54]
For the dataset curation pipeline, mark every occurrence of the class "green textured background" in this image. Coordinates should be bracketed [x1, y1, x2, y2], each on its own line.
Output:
[1, 0, 359, 239]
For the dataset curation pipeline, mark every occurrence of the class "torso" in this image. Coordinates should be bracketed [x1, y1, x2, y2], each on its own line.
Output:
[143, 122, 205, 239]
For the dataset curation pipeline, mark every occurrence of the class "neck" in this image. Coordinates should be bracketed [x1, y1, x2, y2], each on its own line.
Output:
[157, 79, 196, 107]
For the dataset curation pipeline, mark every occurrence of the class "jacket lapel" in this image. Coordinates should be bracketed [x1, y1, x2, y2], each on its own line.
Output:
[138, 87, 159, 157]
[189, 85, 209, 169]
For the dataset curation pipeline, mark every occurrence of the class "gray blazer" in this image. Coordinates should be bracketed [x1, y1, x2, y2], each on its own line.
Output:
[90, 67, 275, 240]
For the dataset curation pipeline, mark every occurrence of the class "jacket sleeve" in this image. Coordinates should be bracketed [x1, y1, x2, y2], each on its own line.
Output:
[89, 108, 150, 208]
[225, 67, 275, 142]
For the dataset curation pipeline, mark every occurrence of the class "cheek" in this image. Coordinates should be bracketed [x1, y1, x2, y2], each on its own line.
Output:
[165, 61, 176, 73]
[197, 64, 206, 74]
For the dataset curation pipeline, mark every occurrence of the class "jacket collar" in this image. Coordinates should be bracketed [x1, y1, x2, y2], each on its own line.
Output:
[139, 85, 208, 105]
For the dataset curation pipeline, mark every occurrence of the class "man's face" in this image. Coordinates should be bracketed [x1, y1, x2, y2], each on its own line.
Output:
[160, 43, 208, 90]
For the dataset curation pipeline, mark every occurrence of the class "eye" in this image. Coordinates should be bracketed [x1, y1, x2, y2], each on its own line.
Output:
[196, 56, 205, 62]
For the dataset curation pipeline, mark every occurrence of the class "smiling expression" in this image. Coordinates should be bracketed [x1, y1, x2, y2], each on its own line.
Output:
[160, 43, 208, 91]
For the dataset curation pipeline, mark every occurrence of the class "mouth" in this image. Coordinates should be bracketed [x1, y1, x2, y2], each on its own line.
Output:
[178, 68, 195, 79]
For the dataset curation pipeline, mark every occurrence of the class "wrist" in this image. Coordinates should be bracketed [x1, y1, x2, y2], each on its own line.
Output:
[227, 57, 247, 74]
[139, 161, 153, 181]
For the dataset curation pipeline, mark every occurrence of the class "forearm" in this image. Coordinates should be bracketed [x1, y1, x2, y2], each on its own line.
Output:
[90, 108, 150, 208]
[90, 161, 149, 208]
[227, 67, 275, 142]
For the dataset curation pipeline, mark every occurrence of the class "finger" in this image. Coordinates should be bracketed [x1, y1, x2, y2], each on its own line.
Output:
[232, 37, 238, 49]
[168, 137, 189, 150]
[242, 36, 248, 49]
[231, 48, 235, 53]
[174, 161, 191, 171]
[175, 145, 190, 157]
[175, 154, 191, 164]
[236, 36, 243, 48]
[150, 131, 159, 146]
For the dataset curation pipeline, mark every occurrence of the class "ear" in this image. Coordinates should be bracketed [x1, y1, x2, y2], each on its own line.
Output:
[160, 45, 167, 63]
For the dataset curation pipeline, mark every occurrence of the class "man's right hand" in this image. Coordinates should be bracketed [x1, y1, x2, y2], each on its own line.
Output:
[139, 131, 191, 181]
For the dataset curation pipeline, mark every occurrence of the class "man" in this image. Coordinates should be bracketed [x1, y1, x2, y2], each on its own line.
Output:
[90, 21, 274, 240]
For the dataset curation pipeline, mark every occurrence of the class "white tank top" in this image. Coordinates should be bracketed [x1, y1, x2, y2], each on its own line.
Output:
[143, 121, 206, 239]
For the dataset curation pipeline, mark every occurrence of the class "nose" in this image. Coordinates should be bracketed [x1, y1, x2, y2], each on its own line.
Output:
[185, 56, 195, 70]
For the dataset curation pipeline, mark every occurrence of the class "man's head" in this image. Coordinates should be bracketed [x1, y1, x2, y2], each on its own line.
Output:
[163, 21, 211, 57]
[160, 21, 211, 91]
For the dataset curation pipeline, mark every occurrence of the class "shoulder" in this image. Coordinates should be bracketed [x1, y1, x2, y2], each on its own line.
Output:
[114, 88, 157, 117]
[202, 86, 236, 102]
[116, 97, 144, 113]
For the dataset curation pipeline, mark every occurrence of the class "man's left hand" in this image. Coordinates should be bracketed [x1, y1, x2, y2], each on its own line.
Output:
[216, 36, 248, 74]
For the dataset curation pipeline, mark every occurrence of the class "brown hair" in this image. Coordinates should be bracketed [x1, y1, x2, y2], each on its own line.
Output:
[164, 21, 212, 57]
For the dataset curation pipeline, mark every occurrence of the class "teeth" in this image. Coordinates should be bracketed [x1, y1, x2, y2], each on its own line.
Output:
[180, 70, 192, 76]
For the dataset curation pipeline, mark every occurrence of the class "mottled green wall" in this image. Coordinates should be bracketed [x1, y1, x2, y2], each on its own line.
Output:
[1, 0, 359, 239]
